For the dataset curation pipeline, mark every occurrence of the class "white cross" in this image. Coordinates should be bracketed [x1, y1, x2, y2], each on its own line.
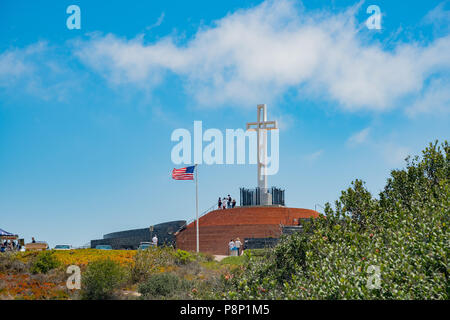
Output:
[246, 104, 277, 204]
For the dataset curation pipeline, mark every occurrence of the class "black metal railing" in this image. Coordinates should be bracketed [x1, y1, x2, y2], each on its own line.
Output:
[240, 187, 285, 206]
[175, 202, 217, 233]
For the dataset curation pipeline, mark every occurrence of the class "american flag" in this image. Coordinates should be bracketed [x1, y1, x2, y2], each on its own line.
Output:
[172, 166, 195, 180]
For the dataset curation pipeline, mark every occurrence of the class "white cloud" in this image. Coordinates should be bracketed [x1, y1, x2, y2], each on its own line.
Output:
[272, 113, 295, 131]
[146, 12, 165, 30]
[381, 143, 410, 167]
[407, 77, 450, 116]
[0, 42, 80, 101]
[73, 0, 450, 111]
[423, 2, 450, 29]
[347, 127, 371, 145]
[0, 42, 47, 82]
[304, 149, 324, 162]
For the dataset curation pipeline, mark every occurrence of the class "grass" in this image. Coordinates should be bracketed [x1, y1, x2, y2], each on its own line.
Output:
[15, 249, 136, 267]
[220, 256, 246, 266]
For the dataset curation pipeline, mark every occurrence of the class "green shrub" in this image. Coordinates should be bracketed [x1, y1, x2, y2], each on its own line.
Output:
[138, 273, 189, 299]
[174, 250, 195, 265]
[131, 247, 176, 283]
[245, 249, 270, 258]
[197, 252, 215, 262]
[30, 251, 60, 274]
[0, 252, 27, 274]
[81, 259, 126, 300]
[227, 141, 449, 300]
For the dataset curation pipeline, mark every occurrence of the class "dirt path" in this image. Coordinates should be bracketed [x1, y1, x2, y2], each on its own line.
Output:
[213, 255, 228, 262]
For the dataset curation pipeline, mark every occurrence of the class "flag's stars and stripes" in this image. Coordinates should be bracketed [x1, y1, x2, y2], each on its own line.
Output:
[172, 166, 195, 180]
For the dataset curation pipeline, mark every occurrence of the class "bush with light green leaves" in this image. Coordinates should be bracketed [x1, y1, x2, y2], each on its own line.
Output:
[81, 259, 127, 300]
[226, 141, 449, 300]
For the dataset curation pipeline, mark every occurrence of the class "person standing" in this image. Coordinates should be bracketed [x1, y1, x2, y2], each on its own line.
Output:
[32, 237, 36, 243]
[218, 197, 222, 209]
[228, 239, 235, 256]
[232, 199, 236, 208]
[234, 238, 242, 256]
[152, 235, 158, 247]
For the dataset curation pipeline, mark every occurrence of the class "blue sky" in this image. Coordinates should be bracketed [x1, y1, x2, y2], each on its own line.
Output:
[0, 0, 449, 247]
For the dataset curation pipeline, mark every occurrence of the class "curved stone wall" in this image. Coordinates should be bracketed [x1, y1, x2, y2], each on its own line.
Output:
[91, 220, 186, 250]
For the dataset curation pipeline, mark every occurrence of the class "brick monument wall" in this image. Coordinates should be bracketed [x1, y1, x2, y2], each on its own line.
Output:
[175, 206, 319, 255]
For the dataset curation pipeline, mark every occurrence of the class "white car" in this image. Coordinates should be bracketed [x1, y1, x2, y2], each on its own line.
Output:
[54, 245, 72, 250]
[95, 245, 112, 250]
[138, 242, 156, 250]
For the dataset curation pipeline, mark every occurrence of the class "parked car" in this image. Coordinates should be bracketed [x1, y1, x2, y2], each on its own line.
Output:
[95, 245, 112, 250]
[54, 245, 72, 250]
[138, 242, 155, 250]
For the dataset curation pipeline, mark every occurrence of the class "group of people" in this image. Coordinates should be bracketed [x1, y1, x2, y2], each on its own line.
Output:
[0, 240, 21, 252]
[218, 195, 236, 209]
[228, 238, 242, 256]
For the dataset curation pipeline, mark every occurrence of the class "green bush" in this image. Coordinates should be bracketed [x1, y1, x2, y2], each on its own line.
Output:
[138, 273, 189, 299]
[0, 252, 27, 274]
[174, 250, 195, 265]
[227, 141, 449, 300]
[30, 251, 60, 274]
[131, 247, 176, 283]
[81, 259, 126, 300]
[245, 249, 270, 258]
[197, 252, 215, 262]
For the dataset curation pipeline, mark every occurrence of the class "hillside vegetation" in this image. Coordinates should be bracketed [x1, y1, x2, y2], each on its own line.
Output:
[226, 141, 449, 299]
[0, 141, 447, 300]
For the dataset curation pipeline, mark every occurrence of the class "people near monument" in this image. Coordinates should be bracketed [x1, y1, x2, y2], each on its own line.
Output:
[234, 238, 242, 256]
[228, 239, 235, 255]
[152, 235, 158, 247]
[217, 194, 235, 209]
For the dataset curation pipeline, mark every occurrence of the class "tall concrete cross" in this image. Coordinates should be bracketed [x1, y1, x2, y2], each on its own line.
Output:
[246, 104, 278, 205]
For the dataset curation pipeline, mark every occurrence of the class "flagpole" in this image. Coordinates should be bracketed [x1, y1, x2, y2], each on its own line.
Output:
[195, 164, 199, 253]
